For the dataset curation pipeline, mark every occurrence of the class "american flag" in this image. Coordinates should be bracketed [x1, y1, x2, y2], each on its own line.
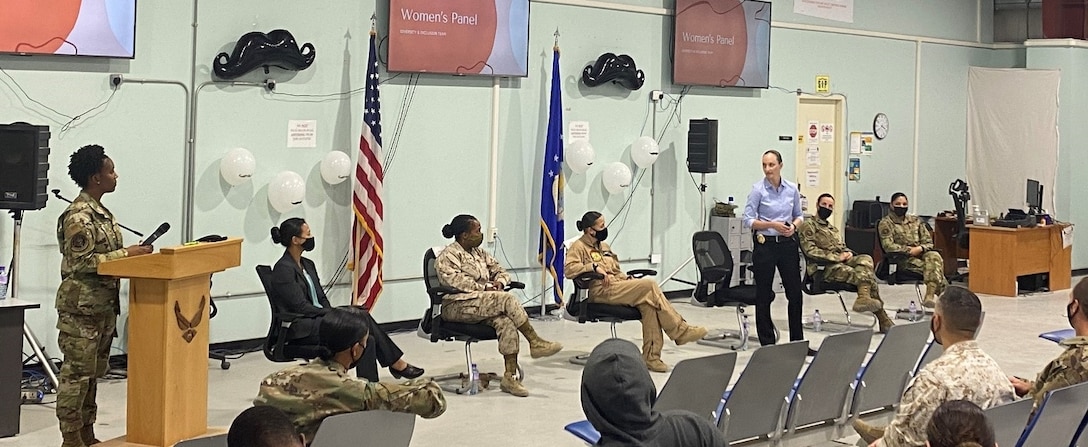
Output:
[351, 30, 384, 309]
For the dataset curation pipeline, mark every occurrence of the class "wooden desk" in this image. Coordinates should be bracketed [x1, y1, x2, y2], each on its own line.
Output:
[933, 216, 971, 275]
[968, 224, 1071, 297]
[0, 299, 41, 437]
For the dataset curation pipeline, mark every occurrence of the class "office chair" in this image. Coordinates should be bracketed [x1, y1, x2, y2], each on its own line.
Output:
[801, 259, 875, 332]
[690, 231, 759, 350]
[875, 241, 930, 321]
[947, 179, 971, 282]
[256, 265, 326, 363]
[564, 271, 647, 365]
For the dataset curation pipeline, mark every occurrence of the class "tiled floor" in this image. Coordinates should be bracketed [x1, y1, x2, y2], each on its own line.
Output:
[3, 278, 1080, 447]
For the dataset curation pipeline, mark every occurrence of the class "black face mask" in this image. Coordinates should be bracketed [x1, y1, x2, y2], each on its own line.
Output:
[593, 227, 608, 242]
[817, 206, 833, 220]
[930, 318, 943, 346]
[302, 237, 316, 252]
[892, 206, 908, 217]
[1068, 302, 1079, 328]
[348, 342, 366, 370]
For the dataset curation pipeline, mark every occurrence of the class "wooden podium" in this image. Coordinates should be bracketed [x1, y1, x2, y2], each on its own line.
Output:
[98, 238, 242, 447]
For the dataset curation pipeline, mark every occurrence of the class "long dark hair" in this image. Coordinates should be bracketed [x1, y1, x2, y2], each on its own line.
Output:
[317, 308, 369, 360]
[270, 218, 306, 247]
[925, 400, 995, 447]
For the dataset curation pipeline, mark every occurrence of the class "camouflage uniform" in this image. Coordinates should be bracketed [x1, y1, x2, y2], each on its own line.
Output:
[1025, 335, 1088, 412]
[867, 340, 1015, 447]
[877, 213, 948, 300]
[254, 358, 446, 442]
[54, 192, 128, 441]
[798, 216, 881, 296]
[434, 242, 525, 355]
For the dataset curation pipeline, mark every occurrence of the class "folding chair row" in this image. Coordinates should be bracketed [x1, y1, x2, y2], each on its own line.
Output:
[984, 381, 1088, 447]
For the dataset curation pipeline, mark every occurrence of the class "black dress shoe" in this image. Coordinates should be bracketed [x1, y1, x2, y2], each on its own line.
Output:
[807, 348, 818, 357]
[390, 364, 425, 379]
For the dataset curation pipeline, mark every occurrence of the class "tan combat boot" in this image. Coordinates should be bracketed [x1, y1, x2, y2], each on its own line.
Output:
[851, 283, 883, 313]
[61, 430, 87, 447]
[500, 354, 528, 397]
[518, 322, 562, 358]
[673, 324, 708, 346]
[875, 309, 895, 334]
[922, 284, 937, 308]
[852, 419, 885, 445]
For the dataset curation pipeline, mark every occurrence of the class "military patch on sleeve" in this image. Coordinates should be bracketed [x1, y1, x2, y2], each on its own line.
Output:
[71, 233, 91, 254]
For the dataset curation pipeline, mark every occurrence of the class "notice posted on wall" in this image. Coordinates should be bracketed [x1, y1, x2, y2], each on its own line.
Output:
[288, 120, 317, 148]
[849, 157, 861, 181]
[793, 0, 853, 23]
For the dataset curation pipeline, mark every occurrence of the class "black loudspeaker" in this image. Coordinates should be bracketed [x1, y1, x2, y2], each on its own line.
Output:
[687, 118, 718, 173]
[0, 123, 51, 211]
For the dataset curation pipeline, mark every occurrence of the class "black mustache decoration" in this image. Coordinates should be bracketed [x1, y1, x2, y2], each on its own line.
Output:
[581, 53, 644, 90]
[213, 29, 316, 80]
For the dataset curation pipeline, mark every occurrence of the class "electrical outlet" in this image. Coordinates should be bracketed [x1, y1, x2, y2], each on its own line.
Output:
[488, 227, 499, 243]
[650, 90, 663, 102]
[109, 74, 123, 89]
[264, 79, 276, 91]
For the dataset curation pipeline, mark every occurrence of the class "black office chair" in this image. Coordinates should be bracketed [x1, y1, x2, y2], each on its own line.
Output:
[690, 231, 759, 350]
[800, 259, 874, 332]
[875, 243, 930, 321]
[563, 264, 649, 365]
[256, 265, 325, 363]
[418, 248, 524, 393]
[947, 179, 971, 281]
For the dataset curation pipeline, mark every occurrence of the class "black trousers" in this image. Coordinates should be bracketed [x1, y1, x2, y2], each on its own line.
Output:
[751, 235, 805, 346]
[292, 306, 404, 382]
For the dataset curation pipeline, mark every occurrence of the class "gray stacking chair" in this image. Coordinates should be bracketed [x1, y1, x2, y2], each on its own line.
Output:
[912, 337, 942, 376]
[310, 410, 416, 447]
[778, 329, 873, 446]
[984, 398, 1033, 447]
[851, 321, 931, 418]
[717, 341, 810, 444]
[655, 352, 737, 421]
[175, 434, 227, 447]
[1015, 382, 1088, 447]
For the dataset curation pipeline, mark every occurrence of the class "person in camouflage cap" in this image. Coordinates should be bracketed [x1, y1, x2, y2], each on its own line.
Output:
[255, 308, 446, 443]
[1010, 277, 1088, 414]
[55, 145, 153, 447]
[799, 193, 894, 333]
[878, 192, 948, 308]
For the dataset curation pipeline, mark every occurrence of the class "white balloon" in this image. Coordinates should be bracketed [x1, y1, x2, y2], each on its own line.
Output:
[565, 139, 595, 174]
[220, 148, 256, 186]
[320, 151, 352, 185]
[603, 162, 632, 195]
[631, 136, 660, 168]
[268, 171, 306, 213]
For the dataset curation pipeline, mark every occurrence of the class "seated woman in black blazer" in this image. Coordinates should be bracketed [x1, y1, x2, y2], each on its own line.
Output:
[270, 217, 423, 381]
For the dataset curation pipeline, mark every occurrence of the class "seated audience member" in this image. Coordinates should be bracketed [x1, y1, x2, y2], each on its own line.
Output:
[227, 405, 305, 447]
[1010, 276, 1088, 412]
[434, 214, 562, 397]
[853, 286, 1014, 447]
[925, 400, 996, 447]
[581, 339, 728, 447]
[799, 193, 895, 333]
[566, 211, 708, 372]
[877, 192, 948, 308]
[269, 217, 423, 381]
[255, 308, 446, 442]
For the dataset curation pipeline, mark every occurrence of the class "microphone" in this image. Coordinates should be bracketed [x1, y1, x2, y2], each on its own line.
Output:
[52, 189, 146, 237]
[141, 222, 171, 247]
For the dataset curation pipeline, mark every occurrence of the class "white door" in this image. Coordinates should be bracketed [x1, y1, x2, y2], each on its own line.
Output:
[795, 96, 845, 227]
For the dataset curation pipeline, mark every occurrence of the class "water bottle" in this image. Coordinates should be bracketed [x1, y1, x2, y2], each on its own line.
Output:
[468, 363, 480, 395]
[812, 309, 823, 332]
[0, 266, 8, 300]
[908, 300, 918, 322]
[727, 196, 735, 206]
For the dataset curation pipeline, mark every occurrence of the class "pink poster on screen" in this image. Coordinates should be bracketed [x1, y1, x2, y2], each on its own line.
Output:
[673, 0, 770, 88]
[388, 0, 529, 77]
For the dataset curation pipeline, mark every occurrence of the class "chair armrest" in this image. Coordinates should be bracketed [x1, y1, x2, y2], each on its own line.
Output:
[626, 269, 657, 278]
[505, 281, 526, 290]
[427, 285, 463, 301]
[573, 272, 605, 289]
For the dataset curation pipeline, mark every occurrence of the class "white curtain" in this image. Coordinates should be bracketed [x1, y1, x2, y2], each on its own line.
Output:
[966, 67, 1059, 216]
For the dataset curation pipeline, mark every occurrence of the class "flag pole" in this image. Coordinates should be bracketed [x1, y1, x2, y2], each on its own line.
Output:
[537, 28, 562, 321]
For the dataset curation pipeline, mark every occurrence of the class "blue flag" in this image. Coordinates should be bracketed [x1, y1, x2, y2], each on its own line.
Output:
[539, 47, 564, 305]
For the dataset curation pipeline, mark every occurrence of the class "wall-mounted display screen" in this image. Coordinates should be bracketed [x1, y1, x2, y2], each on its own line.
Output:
[0, 0, 137, 58]
[388, 0, 529, 77]
[673, 0, 771, 88]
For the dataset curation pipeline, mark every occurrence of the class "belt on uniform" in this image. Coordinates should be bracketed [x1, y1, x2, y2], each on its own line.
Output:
[754, 234, 794, 244]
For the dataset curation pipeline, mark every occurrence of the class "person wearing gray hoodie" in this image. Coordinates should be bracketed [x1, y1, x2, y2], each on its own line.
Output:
[580, 339, 728, 446]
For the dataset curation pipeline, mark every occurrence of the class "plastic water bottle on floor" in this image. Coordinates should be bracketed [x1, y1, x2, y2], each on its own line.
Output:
[812, 309, 823, 332]
[468, 363, 480, 395]
[0, 266, 8, 300]
[908, 301, 918, 322]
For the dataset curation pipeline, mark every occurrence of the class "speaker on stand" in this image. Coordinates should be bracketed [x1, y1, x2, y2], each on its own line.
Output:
[662, 119, 719, 288]
[0, 122, 58, 389]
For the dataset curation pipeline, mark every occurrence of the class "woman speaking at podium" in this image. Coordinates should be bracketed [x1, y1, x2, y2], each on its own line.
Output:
[269, 218, 424, 382]
[55, 145, 153, 447]
[742, 150, 809, 354]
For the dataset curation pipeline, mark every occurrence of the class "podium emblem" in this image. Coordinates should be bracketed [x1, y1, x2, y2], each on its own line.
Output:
[174, 296, 206, 343]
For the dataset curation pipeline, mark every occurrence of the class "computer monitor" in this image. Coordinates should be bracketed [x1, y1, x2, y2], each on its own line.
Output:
[1026, 179, 1042, 214]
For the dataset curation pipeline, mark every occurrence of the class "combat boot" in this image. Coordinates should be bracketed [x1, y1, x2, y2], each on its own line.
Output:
[852, 419, 885, 445]
[518, 322, 563, 358]
[875, 309, 895, 334]
[61, 430, 87, 447]
[922, 284, 937, 308]
[500, 354, 528, 397]
[851, 283, 883, 313]
[673, 324, 708, 346]
[80, 425, 101, 445]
